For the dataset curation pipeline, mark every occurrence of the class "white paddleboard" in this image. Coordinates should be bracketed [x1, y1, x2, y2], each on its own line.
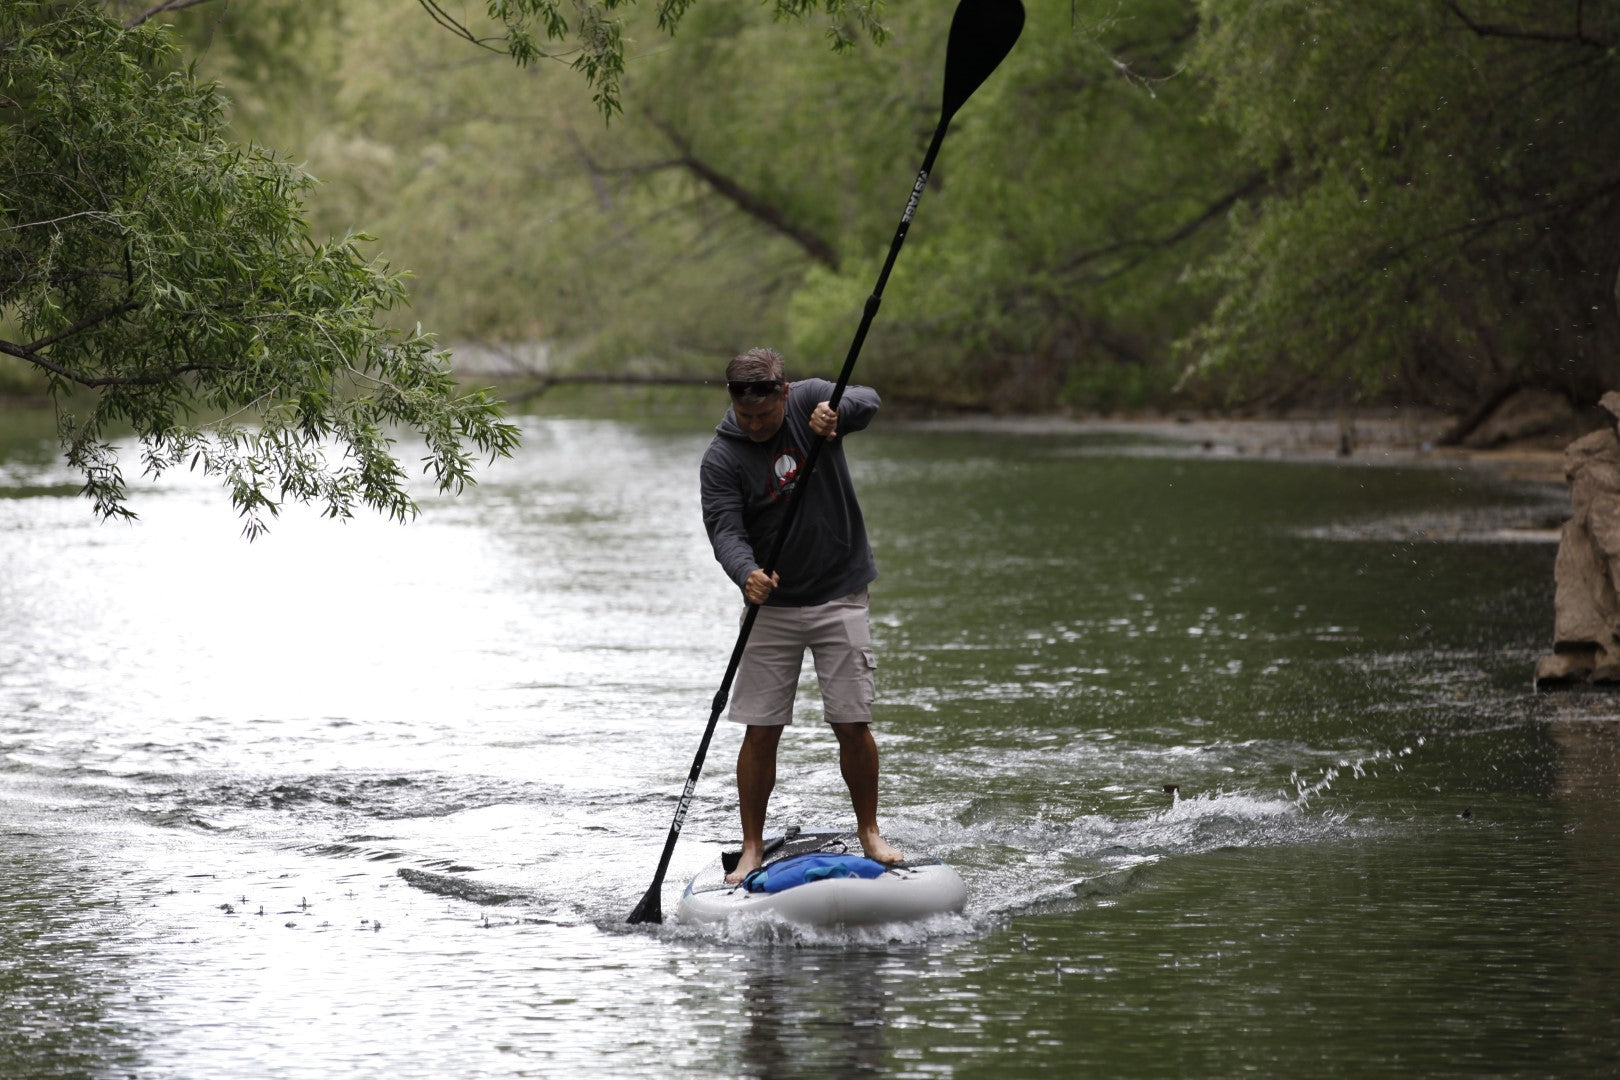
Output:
[675, 826, 967, 927]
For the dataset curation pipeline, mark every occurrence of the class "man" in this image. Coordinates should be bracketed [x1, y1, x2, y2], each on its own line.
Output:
[700, 346, 904, 883]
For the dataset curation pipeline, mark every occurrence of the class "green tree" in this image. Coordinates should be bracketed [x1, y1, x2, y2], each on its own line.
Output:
[155, 1, 1241, 415]
[189, 0, 902, 376]
[1, 2, 519, 534]
[780, 0, 1247, 411]
[367, 0, 1240, 411]
[1186, 0, 1620, 422]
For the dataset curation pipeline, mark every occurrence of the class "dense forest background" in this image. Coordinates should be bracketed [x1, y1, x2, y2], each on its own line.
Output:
[8, 0, 1620, 431]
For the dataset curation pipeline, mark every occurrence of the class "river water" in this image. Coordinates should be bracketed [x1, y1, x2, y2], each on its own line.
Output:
[1, 409, 1616, 1077]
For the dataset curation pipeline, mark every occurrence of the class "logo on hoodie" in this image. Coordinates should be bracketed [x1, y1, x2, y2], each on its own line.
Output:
[768, 447, 804, 502]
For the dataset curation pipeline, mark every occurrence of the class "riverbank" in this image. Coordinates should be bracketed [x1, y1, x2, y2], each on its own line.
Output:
[488, 375, 1584, 485]
[902, 409, 1574, 488]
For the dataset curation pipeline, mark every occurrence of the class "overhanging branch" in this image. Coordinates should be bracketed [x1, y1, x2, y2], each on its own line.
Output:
[11, 301, 141, 354]
[0, 339, 218, 389]
[646, 112, 841, 271]
[1441, 0, 1614, 48]
[0, 299, 171, 387]
[123, 0, 221, 30]
[506, 371, 717, 404]
[415, 0, 507, 54]
[1057, 168, 1272, 281]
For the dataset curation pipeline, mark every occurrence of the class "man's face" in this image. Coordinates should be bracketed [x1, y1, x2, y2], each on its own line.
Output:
[732, 384, 789, 442]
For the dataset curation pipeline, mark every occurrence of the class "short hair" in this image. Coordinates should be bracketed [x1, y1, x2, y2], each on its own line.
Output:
[726, 347, 787, 403]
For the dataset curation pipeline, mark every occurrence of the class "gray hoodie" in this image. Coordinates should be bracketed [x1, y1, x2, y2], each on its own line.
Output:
[699, 378, 879, 607]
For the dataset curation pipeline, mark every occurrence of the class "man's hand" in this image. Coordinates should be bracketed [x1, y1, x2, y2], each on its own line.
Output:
[744, 568, 780, 605]
[810, 401, 839, 440]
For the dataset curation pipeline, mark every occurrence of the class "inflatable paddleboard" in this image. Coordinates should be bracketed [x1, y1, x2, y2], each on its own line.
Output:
[676, 826, 967, 927]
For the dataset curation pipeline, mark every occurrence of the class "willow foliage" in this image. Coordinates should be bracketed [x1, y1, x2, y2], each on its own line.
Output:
[0, 3, 519, 534]
[420, 0, 886, 115]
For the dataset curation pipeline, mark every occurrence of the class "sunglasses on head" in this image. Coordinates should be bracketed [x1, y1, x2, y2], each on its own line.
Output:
[728, 379, 783, 397]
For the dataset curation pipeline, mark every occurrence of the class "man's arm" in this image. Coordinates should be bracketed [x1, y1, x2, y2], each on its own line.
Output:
[798, 378, 879, 440]
[833, 383, 880, 435]
[699, 451, 760, 591]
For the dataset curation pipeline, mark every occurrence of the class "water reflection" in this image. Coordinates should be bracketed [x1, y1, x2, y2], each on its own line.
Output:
[1549, 714, 1620, 1067]
[734, 949, 889, 1078]
[0, 830, 143, 1076]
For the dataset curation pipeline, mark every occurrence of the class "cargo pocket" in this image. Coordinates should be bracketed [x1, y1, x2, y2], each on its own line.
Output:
[858, 648, 877, 708]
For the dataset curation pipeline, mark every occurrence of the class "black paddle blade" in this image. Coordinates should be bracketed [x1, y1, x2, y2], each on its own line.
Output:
[941, 0, 1025, 122]
[626, 883, 662, 925]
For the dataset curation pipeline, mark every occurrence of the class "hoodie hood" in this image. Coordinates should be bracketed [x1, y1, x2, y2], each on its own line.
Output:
[714, 407, 746, 440]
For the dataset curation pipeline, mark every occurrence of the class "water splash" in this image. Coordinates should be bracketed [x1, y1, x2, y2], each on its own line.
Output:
[1289, 737, 1425, 807]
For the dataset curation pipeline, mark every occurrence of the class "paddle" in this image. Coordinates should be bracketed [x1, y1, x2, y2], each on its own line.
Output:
[626, 0, 1025, 925]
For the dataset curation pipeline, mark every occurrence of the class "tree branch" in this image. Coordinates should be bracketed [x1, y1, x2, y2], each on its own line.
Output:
[646, 111, 841, 270]
[10, 301, 141, 355]
[0, 338, 220, 389]
[415, 0, 507, 54]
[123, 0, 221, 30]
[1105, 16, 1199, 86]
[0, 209, 111, 233]
[0, 300, 189, 387]
[505, 371, 718, 404]
[1436, 379, 1533, 446]
[1057, 168, 1273, 280]
[1377, 171, 1620, 267]
[564, 122, 621, 210]
[1441, 0, 1613, 48]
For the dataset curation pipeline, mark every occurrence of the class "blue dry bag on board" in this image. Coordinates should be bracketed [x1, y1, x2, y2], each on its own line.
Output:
[741, 852, 890, 894]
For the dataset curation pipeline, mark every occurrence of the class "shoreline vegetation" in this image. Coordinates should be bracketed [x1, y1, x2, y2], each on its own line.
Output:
[1, 374, 1581, 490]
[496, 367, 1588, 490]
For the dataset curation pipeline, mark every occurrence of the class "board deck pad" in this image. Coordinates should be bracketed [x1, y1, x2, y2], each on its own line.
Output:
[693, 826, 940, 895]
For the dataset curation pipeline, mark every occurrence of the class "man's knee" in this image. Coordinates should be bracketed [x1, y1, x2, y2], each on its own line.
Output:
[742, 724, 784, 751]
[829, 721, 872, 745]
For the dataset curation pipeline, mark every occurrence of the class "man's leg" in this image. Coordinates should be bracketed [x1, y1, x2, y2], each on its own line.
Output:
[725, 601, 804, 884]
[830, 721, 904, 865]
[727, 723, 783, 883]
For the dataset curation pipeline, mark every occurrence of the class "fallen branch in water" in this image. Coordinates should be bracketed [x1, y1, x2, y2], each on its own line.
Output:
[503, 372, 719, 404]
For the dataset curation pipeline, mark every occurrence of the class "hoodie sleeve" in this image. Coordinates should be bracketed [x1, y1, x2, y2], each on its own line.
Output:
[699, 444, 757, 590]
[837, 382, 880, 434]
[803, 377, 878, 434]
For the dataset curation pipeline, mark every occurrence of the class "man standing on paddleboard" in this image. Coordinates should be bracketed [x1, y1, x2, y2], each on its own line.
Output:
[700, 346, 905, 883]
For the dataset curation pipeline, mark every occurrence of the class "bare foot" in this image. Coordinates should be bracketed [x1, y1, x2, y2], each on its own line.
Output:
[859, 827, 905, 866]
[725, 844, 765, 885]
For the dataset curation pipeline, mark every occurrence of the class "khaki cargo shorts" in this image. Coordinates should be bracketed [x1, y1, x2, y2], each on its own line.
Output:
[727, 588, 876, 726]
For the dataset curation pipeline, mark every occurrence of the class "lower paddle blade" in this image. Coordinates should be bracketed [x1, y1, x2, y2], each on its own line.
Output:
[626, 883, 663, 925]
[941, 0, 1025, 122]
